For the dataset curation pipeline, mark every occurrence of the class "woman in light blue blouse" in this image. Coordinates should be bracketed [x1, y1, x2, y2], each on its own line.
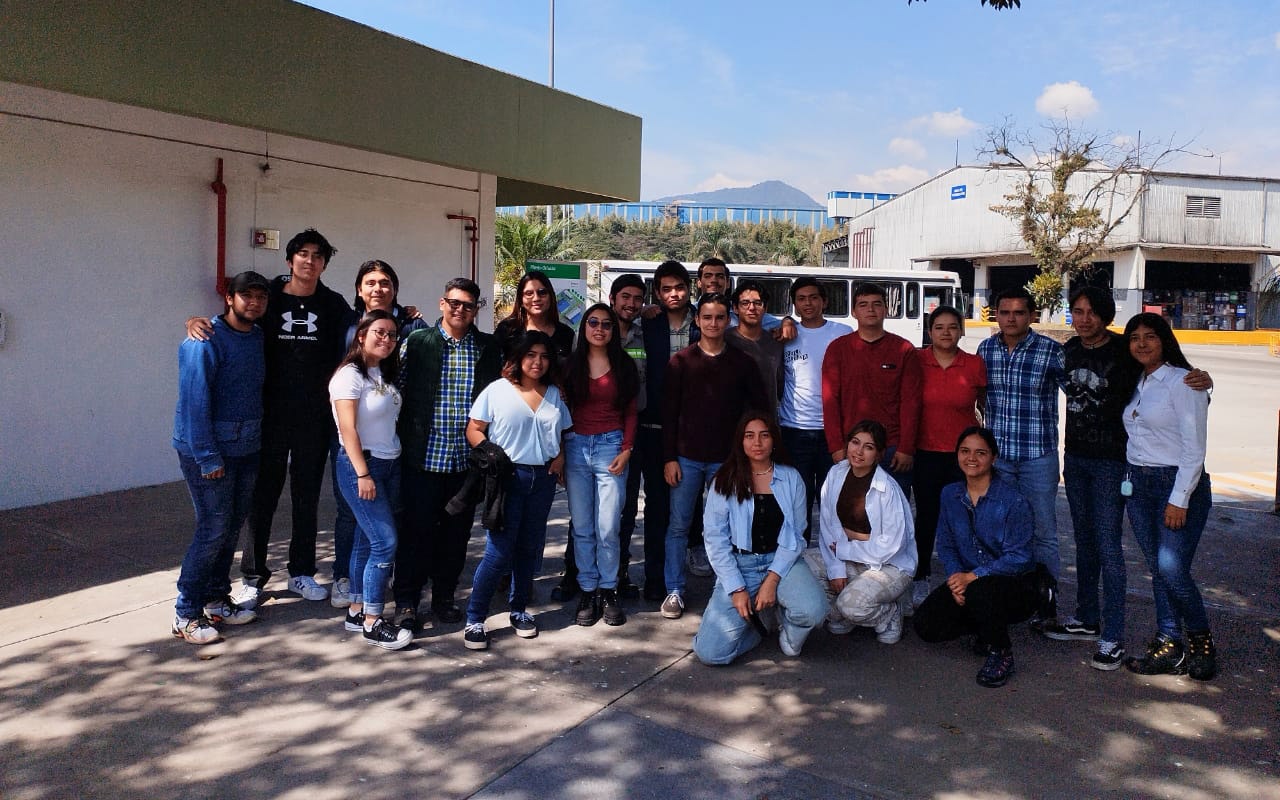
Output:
[692, 411, 828, 665]
[462, 330, 572, 651]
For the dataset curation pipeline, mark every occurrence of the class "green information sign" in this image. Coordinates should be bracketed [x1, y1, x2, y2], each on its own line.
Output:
[525, 260, 588, 327]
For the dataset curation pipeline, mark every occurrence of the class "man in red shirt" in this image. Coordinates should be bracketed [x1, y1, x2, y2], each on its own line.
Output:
[821, 283, 922, 495]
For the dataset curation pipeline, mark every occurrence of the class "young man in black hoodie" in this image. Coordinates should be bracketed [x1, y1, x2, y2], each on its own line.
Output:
[189, 229, 353, 608]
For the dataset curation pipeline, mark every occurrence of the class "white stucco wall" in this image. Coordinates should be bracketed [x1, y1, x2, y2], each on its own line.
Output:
[0, 83, 497, 509]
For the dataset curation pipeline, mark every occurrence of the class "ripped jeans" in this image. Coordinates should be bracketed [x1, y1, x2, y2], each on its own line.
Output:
[335, 449, 401, 617]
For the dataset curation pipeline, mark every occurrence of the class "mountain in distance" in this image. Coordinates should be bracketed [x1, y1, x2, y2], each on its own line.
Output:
[648, 180, 822, 210]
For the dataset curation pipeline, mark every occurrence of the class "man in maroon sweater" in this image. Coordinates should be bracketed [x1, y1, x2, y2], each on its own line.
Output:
[821, 282, 922, 496]
[659, 293, 769, 619]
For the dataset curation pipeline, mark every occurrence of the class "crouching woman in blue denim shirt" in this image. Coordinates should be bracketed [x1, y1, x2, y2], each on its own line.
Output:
[912, 426, 1038, 688]
[692, 412, 828, 665]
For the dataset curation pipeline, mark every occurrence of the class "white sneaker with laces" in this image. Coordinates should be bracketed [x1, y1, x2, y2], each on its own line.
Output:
[778, 624, 802, 657]
[287, 575, 328, 601]
[203, 596, 257, 625]
[330, 577, 352, 608]
[876, 599, 904, 644]
[230, 584, 260, 610]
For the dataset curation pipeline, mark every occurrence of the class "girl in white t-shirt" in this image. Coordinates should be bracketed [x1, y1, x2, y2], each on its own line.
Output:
[329, 310, 411, 651]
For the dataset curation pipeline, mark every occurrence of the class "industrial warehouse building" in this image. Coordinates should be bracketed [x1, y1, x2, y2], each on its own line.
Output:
[823, 165, 1280, 335]
[0, 0, 641, 509]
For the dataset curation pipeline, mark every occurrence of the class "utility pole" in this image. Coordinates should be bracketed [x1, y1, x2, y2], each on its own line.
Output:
[547, 0, 555, 228]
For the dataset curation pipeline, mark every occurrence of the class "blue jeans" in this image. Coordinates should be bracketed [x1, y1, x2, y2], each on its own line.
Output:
[335, 450, 400, 617]
[1126, 465, 1212, 638]
[466, 465, 558, 624]
[565, 431, 627, 592]
[692, 554, 828, 665]
[1063, 454, 1127, 643]
[995, 449, 1060, 579]
[666, 456, 720, 594]
[329, 435, 355, 582]
[176, 452, 258, 620]
[780, 427, 833, 542]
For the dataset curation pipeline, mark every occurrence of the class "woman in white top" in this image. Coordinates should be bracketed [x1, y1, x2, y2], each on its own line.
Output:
[462, 330, 572, 650]
[329, 310, 412, 650]
[815, 419, 917, 644]
[1119, 312, 1215, 680]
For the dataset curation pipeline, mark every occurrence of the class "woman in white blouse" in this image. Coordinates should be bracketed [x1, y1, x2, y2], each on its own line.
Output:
[1119, 313, 1215, 680]
[815, 419, 917, 644]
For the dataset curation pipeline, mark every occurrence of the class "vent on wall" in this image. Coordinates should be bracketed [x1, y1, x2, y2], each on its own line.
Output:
[1185, 195, 1222, 218]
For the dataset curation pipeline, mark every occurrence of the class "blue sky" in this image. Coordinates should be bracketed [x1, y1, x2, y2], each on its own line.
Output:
[303, 0, 1280, 202]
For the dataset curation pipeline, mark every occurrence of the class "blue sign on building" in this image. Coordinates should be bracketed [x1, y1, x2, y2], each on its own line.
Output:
[951, 185, 966, 200]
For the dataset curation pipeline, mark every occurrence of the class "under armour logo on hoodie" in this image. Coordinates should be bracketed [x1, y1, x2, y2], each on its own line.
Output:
[281, 311, 318, 333]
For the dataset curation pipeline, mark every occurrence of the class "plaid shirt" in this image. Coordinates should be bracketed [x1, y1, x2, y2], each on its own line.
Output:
[978, 330, 1066, 462]
[420, 324, 478, 473]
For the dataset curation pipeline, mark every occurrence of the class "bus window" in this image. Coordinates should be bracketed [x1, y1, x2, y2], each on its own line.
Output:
[877, 282, 903, 318]
[923, 284, 949, 319]
[752, 278, 792, 317]
[817, 279, 849, 316]
[906, 282, 920, 319]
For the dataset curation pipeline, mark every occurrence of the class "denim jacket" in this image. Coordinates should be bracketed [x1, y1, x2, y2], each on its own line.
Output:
[703, 464, 807, 594]
[935, 475, 1033, 578]
[172, 315, 265, 474]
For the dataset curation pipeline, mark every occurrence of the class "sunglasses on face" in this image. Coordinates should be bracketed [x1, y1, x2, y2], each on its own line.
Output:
[522, 287, 552, 298]
[585, 318, 614, 330]
[442, 298, 479, 313]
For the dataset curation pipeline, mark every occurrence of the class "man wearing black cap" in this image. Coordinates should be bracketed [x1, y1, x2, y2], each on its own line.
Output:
[171, 271, 270, 643]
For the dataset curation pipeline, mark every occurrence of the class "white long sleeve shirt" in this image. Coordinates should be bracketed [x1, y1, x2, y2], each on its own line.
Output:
[817, 462, 918, 579]
[1122, 363, 1209, 508]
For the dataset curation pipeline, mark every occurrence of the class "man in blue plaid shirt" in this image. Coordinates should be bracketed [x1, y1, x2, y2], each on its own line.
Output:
[392, 278, 503, 632]
[977, 286, 1066, 626]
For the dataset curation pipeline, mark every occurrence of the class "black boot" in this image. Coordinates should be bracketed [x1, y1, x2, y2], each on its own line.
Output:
[1185, 630, 1217, 681]
[575, 590, 600, 626]
[1125, 635, 1188, 675]
[601, 588, 626, 626]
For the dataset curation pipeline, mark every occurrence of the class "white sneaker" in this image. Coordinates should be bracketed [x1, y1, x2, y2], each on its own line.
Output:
[686, 547, 713, 578]
[172, 615, 219, 645]
[203, 596, 257, 625]
[778, 624, 802, 657]
[912, 580, 931, 610]
[230, 584, 260, 610]
[876, 600, 905, 644]
[330, 577, 352, 608]
[287, 575, 328, 601]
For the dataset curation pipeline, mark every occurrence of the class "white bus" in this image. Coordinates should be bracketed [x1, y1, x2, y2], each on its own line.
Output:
[595, 260, 967, 346]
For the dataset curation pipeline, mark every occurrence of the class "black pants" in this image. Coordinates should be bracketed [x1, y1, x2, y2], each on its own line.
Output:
[561, 434, 644, 588]
[637, 426, 670, 593]
[239, 416, 331, 588]
[911, 450, 963, 580]
[912, 573, 1038, 651]
[394, 467, 474, 609]
[781, 426, 834, 544]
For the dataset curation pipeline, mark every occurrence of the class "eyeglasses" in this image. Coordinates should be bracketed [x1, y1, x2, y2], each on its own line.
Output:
[442, 298, 480, 313]
[522, 287, 552, 298]
[585, 318, 614, 330]
[369, 329, 398, 341]
[737, 299, 764, 308]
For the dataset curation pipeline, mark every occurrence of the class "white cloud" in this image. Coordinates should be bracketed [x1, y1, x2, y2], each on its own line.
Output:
[850, 165, 930, 192]
[888, 137, 927, 161]
[1035, 81, 1100, 118]
[911, 108, 980, 138]
[1112, 134, 1134, 148]
[694, 172, 757, 192]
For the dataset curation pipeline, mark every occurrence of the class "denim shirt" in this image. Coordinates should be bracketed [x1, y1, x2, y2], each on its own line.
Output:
[703, 464, 808, 594]
[935, 475, 1033, 578]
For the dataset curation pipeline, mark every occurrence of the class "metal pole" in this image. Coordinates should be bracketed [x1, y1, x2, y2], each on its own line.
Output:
[546, 0, 555, 228]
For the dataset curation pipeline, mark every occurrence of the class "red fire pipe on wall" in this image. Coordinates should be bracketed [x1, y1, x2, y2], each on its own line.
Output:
[210, 157, 228, 296]
[448, 213, 479, 283]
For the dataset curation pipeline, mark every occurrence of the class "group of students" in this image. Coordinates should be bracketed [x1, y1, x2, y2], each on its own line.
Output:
[171, 233, 1220, 686]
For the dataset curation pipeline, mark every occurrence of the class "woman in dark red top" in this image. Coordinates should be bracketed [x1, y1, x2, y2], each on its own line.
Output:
[911, 306, 987, 608]
[562, 303, 640, 627]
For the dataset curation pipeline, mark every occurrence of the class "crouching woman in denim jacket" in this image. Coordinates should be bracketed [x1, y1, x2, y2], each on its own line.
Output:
[912, 426, 1038, 688]
[692, 412, 828, 665]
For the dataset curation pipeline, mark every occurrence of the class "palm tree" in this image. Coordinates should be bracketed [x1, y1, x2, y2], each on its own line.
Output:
[494, 214, 574, 314]
[687, 220, 748, 263]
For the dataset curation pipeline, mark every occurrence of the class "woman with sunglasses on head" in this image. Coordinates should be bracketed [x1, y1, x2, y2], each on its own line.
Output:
[692, 411, 828, 665]
[495, 270, 575, 365]
[329, 310, 412, 650]
[562, 304, 640, 627]
[462, 330, 572, 650]
[1118, 313, 1215, 680]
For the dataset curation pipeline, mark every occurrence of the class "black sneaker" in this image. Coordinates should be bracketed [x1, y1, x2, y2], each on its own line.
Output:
[1091, 640, 1125, 671]
[976, 647, 1015, 688]
[1125, 635, 1188, 675]
[344, 607, 364, 632]
[1185, 630, 1217, 681]
[601, 588, 626, 626]
[463, 622, 489, 650]
[575, 590, 600, 626]
[430, 601, 464, 625]
[510, 611, 539, 638]
[1042, 618, 1101, 641]
[363, 618, 413, 650]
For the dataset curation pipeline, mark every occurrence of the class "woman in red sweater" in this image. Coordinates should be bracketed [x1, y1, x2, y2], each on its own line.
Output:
[562, 304, 640, 627]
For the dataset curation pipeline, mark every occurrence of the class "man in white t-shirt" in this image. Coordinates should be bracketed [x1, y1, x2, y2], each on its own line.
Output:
[779, 277, 851, 543]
